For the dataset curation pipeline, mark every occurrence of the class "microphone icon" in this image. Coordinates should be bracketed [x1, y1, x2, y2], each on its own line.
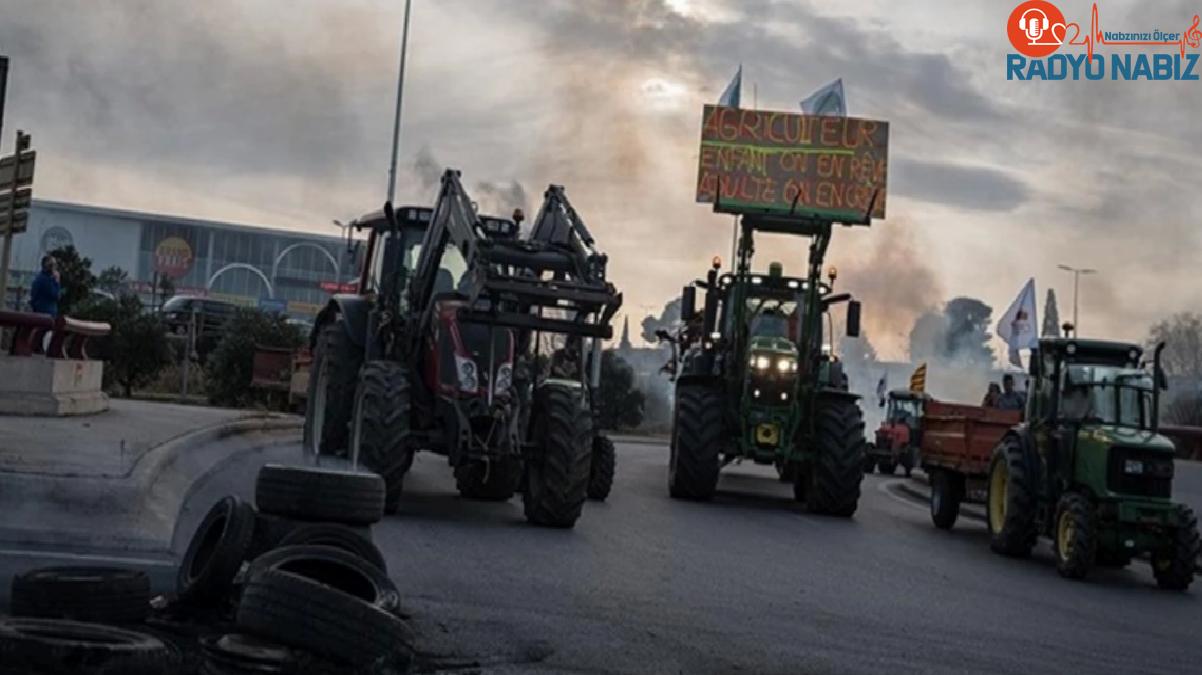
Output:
[1020, 8, 1050, 42]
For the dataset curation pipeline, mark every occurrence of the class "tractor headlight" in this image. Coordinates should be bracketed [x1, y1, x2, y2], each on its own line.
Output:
[455, 355, 479, 392]
[754, 356, 771, 370]
[776, 357, 796, 373]
[494, 362, 513, 395]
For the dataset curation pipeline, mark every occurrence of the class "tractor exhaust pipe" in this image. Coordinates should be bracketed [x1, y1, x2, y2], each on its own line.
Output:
[1152, 342, 1166, 433]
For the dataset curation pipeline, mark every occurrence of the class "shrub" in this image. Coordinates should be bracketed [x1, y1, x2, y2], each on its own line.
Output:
[205, 309, 303, 407]
[75, 294, 172, 397]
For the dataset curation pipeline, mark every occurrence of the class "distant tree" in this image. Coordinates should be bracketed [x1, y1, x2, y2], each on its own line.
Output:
[206, 309, 304, 407]
[1147, 312, 1202, 380]
[1042, 289, 1061, 337]
[97, 266, 130, 296]
[907, 298, 995, 366]
[943, 297, 995, 366]
[908, 311, 946, 363]
[76, 295, 172, 397]
[48, 245, 96, 315]
[596, 350, 645, 430]
[640, 297, 681, 346]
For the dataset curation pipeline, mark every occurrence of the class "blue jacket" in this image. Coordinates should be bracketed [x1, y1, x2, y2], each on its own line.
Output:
[29, 270, 61, 317]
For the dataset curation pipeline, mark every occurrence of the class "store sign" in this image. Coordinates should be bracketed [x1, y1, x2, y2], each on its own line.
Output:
[154, 237, 194, 278]
[319, 280, 358, 293]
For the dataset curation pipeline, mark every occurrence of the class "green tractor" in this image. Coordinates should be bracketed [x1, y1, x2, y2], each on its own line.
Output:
[663, 215, 866, 516]
[987, 337, 1200, 588]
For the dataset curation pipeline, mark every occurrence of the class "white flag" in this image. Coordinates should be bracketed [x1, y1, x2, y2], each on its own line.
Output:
[718, 65, 742, 108]
[997, 278, 1039, 368]
[800, 78, 846, 116]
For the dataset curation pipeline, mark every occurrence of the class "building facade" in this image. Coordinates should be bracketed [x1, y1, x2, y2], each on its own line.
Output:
[4, 200, 361, 317]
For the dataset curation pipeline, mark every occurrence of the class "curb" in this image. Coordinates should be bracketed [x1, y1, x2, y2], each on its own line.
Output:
[0, 415, 302, 553]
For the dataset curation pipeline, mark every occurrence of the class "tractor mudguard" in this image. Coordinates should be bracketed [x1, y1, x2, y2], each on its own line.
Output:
[815, 387, 860, 402]
[676, 373, 722, 389]
[314, 295, 371, 349]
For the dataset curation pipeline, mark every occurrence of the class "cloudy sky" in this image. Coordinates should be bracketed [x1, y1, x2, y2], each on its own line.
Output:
[1, 0, 1199, 359]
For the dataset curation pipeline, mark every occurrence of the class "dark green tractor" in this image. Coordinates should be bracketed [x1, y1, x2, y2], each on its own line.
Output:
[987, 338, 1200, 588]
[663, 215, 865, 516]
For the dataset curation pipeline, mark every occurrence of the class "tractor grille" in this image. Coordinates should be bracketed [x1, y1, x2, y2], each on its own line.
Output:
[1106, 446, 1173, 499]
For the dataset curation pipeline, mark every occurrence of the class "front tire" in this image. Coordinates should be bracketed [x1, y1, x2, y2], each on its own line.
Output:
[987, 436, 1038, 558]
[1153, 506, 1200, 591]
[351, 361, 414, 515]
[668, 384, 723, 500]
[523, 384, 593, 528]
[1054, 492, 1097, 580]
[804, 396, 865, 517]
[303, 321, 363, 457]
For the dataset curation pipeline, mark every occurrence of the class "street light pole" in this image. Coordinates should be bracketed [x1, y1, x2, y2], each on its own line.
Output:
[1057, 264, 1097, 333]
[385, 0, 414, 205]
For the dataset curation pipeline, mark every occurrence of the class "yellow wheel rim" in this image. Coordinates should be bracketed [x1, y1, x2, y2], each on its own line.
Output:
[988, 459, 1008, 534]
[1057, 509, 1075, 559]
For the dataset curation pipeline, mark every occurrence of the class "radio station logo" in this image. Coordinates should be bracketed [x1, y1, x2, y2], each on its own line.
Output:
[1006, 1, 1202, 80]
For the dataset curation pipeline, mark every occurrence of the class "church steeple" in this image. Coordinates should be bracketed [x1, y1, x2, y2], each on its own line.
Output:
[619, 315, 632, 351]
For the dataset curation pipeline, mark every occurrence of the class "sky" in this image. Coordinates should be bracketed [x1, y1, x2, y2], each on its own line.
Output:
[0, 0, 1199, 361]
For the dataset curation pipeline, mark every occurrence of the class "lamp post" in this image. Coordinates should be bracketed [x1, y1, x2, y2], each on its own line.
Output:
[385, 0, 414, 205]
[1057, 264, 1097, 333]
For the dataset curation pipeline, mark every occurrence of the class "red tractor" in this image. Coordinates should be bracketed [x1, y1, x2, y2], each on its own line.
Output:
[865, 390, 929, 476]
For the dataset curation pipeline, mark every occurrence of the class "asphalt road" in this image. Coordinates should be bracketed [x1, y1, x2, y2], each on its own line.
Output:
[2, 440, 1200, 674]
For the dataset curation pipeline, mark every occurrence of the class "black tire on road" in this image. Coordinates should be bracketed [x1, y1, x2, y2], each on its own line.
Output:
[862, 455, 876, 474]
[255, 464, 385, 526]
[1153, 505, 1200, 591]
[456, 458, 522, 501]
[351, 361, 414, 515]
[803, 397, 865, 517]
[245, 544, 398, 614]
[303, 320, 363, 457]
[588, 435, 616, 500]
[987, 436, 1038, 558]
[1053, 491, 1097, 580]
[668, 384, 723, 500]
[177, 496, 257, 605]
[0, 617, 173, 674]
[11, 567, 151, 625]
[877, 459, 897, 475]
[523, 384, 593, 528]
[277, 524, 388, 573]
[236, 570, 414, 667]
[929, 469, 963, 531]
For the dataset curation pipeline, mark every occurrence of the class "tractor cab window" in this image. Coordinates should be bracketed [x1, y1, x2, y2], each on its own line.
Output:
[433, 244, 468, 296]
[1059, 365, 1154, 429]
[747, 298, 798, 340]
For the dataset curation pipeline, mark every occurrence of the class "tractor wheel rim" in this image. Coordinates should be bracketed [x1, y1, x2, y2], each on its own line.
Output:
[1057, 509, 1075, 559]
[988, 460, 1008, 534]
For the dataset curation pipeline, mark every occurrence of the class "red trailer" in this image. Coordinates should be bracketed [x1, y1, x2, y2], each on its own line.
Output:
[920, 400, 1022, 530]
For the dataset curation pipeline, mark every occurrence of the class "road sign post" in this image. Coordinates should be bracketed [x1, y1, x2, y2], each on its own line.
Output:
[0, 130, 32, 309]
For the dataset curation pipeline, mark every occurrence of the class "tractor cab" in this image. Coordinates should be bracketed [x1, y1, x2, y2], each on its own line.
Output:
[867, 389, 930, 475]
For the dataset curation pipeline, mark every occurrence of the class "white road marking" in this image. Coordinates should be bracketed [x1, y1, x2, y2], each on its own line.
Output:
[0, 548, 174, 567]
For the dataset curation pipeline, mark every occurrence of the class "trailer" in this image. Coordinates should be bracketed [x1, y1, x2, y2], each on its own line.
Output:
[920, 400, 1021, 530]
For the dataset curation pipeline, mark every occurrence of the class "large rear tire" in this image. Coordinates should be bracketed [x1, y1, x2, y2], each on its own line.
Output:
[803, 397, 865, 517]
[587, 435, 616, 501]
[1153, 506, 1199, 591]
[303, 320, 363, 458]
[523, 384, 593, 528]
[350, 361, 414, 515]
[668, 384, 723, 500]
[987, 435, 1038, 558]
